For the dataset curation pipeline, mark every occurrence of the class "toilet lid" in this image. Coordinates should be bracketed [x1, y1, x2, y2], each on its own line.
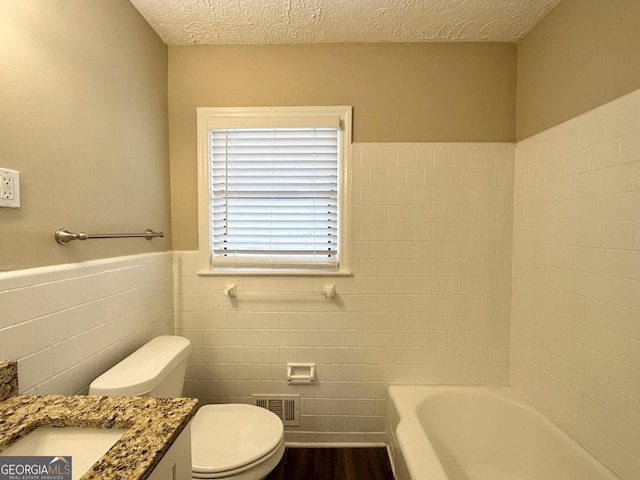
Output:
[191, 404, 284, 475]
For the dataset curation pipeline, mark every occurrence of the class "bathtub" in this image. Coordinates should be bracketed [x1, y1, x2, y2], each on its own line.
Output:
[387, 386, 620, 480]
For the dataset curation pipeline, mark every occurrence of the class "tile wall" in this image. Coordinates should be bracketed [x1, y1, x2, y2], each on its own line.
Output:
[0, 252, 174, 395]
[174, 142, 514, 444]
[1, 93, 636, 475]
[511, 89, 640, 479]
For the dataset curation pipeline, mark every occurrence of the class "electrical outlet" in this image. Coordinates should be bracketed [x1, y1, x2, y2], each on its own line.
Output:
[2, 176, 14, 199]
[0, 169, 20, 208]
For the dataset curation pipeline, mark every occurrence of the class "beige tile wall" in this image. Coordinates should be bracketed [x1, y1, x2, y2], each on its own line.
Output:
[0, 253, 174, 394]
[175, 142, 514, 444]
[511, 89, 640, 479]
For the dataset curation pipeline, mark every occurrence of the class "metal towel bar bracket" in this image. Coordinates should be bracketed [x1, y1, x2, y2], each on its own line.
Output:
[55, 228, 164, 245]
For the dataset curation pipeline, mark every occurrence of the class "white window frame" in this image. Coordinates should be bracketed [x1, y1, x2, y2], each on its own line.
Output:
[196, 106, 351, 276]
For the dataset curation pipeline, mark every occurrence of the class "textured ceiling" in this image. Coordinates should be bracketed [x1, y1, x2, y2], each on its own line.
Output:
[129, 0, 562, 45]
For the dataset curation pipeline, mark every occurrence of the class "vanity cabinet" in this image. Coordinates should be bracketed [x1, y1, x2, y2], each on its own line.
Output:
[147, 423, 191, 480]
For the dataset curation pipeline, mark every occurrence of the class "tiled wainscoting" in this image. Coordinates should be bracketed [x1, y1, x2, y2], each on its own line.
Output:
[174, 142, 514, 444]
[0, 252, 174, 394]
[511, 89, 640, 478]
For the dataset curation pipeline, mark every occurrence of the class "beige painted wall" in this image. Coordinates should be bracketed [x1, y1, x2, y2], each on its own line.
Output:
[0, 0, 171, 271]
[168, 43, 517, 250]
[516, 0, 640, 140]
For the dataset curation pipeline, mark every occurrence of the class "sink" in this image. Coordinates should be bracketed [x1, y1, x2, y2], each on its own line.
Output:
[0, 427, 127, 480]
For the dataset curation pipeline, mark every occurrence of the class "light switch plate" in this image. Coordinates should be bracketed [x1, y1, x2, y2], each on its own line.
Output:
[0, 168, 20, 208]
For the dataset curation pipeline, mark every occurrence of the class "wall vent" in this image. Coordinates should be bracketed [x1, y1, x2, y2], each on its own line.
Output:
[252, 394, 300, 426]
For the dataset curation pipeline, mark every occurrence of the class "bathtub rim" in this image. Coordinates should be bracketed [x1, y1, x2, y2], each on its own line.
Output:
[390, 386, 521, 480]
[387, 385, 621, 480]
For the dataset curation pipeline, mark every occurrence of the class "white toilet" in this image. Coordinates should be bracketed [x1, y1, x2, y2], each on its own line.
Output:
[89, 335, 285, 480]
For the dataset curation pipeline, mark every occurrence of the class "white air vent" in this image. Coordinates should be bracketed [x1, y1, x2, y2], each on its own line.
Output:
[252, 394, 300, 426]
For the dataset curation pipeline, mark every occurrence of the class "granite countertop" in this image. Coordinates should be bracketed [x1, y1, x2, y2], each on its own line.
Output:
[0, 362, 198, 480]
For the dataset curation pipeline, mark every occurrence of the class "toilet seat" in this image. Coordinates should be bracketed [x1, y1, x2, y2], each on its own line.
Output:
[191, 404, 285, 479]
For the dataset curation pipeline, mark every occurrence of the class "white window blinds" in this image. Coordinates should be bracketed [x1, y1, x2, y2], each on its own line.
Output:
[209, 127, 340, 270]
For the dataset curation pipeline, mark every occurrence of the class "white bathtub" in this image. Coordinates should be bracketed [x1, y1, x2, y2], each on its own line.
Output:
[387, 386, 620, 480]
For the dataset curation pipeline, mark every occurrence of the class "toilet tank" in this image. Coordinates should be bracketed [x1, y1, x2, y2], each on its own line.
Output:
[89, 336, 192, 398]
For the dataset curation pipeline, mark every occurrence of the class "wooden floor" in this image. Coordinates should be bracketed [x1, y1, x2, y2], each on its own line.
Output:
[265, 447, 394, 480]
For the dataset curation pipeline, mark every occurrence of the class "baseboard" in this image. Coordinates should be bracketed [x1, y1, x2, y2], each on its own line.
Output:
[284, 442, 388, 448]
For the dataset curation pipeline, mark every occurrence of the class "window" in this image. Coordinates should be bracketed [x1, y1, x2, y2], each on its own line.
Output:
[197, 106, 351, 274]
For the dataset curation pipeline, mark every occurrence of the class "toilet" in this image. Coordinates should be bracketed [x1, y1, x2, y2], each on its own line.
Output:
[89, 336, 285, 480]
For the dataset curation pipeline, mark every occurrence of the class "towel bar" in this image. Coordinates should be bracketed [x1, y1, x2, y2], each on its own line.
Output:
[55, 228, 164, 245]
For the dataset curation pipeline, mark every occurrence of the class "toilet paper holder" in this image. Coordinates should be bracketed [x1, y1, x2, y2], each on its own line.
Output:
[287, 363, 316, 384]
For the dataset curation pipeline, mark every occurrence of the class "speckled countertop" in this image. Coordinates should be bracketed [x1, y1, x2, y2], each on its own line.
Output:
[0, 361, 198, 480]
